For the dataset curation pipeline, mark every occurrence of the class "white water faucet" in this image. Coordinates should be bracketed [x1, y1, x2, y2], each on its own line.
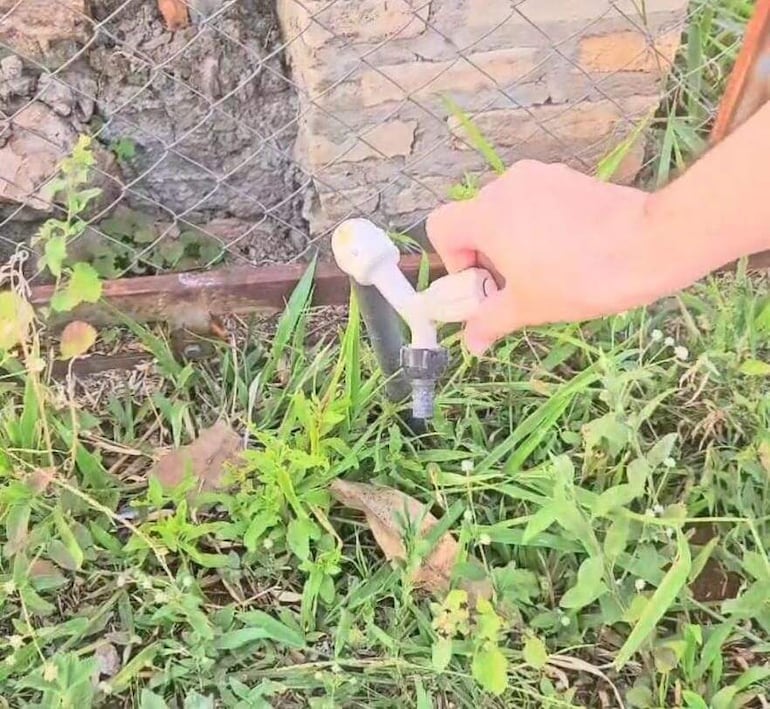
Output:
[331, 218, 497, 418]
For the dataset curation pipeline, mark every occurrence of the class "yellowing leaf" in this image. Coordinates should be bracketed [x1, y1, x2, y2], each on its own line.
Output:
[329, 479, 492, 601]
[739, 358, 770, 376]
[522, 635, 549, 669]
[0, 291, 35, 351]
[60, 321, 97, 360]
[149, 421, 243, 494]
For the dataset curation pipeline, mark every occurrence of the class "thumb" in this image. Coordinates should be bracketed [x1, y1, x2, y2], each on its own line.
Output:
[462, 288, 519, 356]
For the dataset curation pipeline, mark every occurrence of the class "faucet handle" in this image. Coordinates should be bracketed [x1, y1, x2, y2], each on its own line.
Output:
[418, 267, 498, 324]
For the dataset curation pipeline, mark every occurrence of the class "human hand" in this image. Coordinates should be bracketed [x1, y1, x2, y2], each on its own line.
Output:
[426, 160, 694, 355]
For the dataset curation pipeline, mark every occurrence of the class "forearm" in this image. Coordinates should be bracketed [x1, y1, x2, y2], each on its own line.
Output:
[646, 101, 770, 273]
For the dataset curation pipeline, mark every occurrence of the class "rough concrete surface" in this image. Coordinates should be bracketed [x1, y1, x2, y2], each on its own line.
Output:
[89, 0, 308, 257]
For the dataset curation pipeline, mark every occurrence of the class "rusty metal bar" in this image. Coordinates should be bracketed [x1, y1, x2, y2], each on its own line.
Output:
[708, 0, 770, 271]
[29, 253, 446, 332]
[710, 0, 770, 143]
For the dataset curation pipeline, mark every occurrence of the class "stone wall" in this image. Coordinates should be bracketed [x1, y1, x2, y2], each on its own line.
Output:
[277, 0, 689, 234]
[0, 0, 690, 267]
[0, 0, 307, 266]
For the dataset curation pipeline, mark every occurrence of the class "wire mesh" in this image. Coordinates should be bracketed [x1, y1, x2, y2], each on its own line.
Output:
[0, 0, 751, 287]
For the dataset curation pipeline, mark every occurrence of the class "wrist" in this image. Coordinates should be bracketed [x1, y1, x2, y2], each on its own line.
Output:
[643, 181, 736, 279]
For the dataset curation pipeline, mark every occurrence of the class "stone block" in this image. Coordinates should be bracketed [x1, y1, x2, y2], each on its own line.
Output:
[0, 102, 122, 217]
[578, 29, 681, 74]
[0, 0, 90, 66]
[278, 0, 430, 50]
[306, 119, 417, 166]
[447, 95, 656, 182]
[361, 48, 541, 107]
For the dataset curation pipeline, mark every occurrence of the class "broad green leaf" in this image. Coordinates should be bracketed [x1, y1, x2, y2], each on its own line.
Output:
[53, 510, 84, 570]
[522, 635, 548, 669]
[183, 691, 214, 709]
[614, 530, 691, 669]
[472, 645, 508, 696]
[522, 505, 557, 543]
[4, 503, 30, 556]
[286, 516, 319, 562]
[560, 556, 607, 609]
[44, 234, 68, 277]
[626, 457, 650, 493]
[646, 433, 678, 468]
[48, 539, 81, 571]
[603, 516, 631, 561]
[681, 691, 708, 709]
[432, 637, 452, 672]
[238, 610, 305, 648]
[593, 483, 638, 516]
[140, 690, 170, 709]
[69, 262, 102, 304]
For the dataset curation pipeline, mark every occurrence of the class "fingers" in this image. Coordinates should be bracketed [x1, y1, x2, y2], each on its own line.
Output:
[462, 287, 520, 355]
[425, 200, 480, 273]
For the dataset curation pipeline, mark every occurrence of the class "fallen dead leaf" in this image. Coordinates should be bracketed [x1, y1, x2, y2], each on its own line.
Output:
[95, 642, 121, 678]
[329, 479, 492, 602]
[149, 420, 243, 494]
[29, 558, 67, 587]
[158, 0, 189, 30]
[25, 467, 56, 495]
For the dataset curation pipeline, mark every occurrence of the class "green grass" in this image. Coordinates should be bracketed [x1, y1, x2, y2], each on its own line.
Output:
[1, 1, 769, 708]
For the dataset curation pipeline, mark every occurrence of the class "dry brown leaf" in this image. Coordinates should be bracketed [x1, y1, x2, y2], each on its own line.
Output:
[29, 558, 65, 582]
[95, 642, 121, 678]
[25, 467, 56, 495]
[149, 420, 242, 494]
[158, 0, 189, 30]
[329, 479, 492, 601]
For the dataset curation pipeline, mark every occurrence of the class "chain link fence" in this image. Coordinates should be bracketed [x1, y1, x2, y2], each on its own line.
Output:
[0, 0, 750, 287]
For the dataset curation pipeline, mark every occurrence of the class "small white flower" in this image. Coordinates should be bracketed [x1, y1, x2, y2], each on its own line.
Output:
[615, 577, 623, 586]
[560, 615, 571, 627]
[674, 346, 689, 361]
[653, 504, 665, 516]
[663, 457, 676, 469]
[463, 509, 473, 522]
[635, 578, 646, 592]
[461, 459, 474, 473]
[644, 508, 655, 518]
[651, 329, 663, 342]
[263, 538, 274, 550]
[478, 533, 491, 546]
[665, 527, 674, 539]
[3, 580, 16, 595]
[8, 635, 23, 650]
[664, 336, 675, 347]
[180, 575, 193, 589]
[43, 663, 58, 682]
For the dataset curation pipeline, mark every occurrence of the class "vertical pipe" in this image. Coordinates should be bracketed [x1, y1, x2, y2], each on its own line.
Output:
[351, 280, 412, 404]
[350, 280, 429, 434]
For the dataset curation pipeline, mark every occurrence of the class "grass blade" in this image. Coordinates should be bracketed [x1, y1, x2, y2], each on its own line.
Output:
[614, 530, 692, 669]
